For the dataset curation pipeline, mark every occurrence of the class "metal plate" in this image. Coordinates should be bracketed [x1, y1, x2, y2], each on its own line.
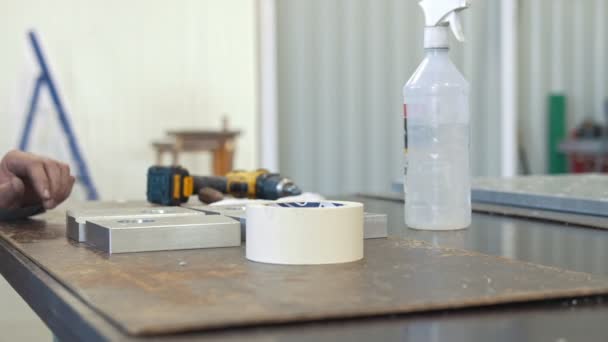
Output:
[185, 204, 388, 239]
[1, 211, 607, 336]
[86, 215, 241, 254]
[472, 202, 608, 230]
[363, 212, 388, 238]
[471, 174, 608, 217]
[184, 204, 247, 239]
[66, 206, 204, 243]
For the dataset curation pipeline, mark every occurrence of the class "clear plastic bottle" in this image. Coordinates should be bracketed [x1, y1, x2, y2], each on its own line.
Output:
[403, 18, 471, 230]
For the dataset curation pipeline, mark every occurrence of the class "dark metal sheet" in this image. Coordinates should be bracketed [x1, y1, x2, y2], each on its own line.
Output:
[1, 211, 608, 337]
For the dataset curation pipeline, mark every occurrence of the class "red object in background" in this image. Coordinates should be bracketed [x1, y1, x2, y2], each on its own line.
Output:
[567, 120, 608, 173]
[569, 150, 598, 173]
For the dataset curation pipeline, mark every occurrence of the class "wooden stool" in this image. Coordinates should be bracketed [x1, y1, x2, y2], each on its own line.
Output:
[152, 120, 240, 176]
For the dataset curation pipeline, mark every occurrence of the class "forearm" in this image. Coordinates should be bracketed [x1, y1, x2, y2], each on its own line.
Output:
[0, 206, 45, 221]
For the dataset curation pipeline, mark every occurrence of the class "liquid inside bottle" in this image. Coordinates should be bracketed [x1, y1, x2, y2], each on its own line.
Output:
[403, 48, 471, 230]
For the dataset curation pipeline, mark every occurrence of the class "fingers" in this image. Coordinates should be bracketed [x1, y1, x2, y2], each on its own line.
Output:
[1, 150, 75, 209]
[57, 163, 69, 199]
[42, 160, 75, 209]
[198, 187, 224, 204]
[43, 160, 62, 208]
[0, 177, 25, 209]
[58, 163, 75, 202]
[26, 159, 52, 207]
[3, 150, 51, 203]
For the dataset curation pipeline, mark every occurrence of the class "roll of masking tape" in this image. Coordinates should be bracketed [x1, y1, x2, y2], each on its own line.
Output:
[246, 201, 364, 265]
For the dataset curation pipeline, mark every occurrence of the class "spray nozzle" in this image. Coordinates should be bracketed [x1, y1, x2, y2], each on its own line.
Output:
[420, 0, 470, 43]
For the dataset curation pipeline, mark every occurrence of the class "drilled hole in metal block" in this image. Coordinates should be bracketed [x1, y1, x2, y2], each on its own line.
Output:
[117, 219, 155, 224]
[141, 209, 170, 214]
[224, 207, 246, 211]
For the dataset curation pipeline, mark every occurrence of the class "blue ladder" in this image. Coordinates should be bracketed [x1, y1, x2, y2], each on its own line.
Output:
[18, 31, 99, 200]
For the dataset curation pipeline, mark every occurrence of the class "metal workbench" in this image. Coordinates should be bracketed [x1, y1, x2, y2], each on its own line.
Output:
[1, 195, 608, 341]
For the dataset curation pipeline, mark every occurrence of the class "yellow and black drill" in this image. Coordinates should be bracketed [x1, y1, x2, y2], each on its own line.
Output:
[146, 166, 302, 206]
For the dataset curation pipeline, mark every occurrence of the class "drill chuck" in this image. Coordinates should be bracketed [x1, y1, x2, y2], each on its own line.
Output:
[256, 173, 302, 200]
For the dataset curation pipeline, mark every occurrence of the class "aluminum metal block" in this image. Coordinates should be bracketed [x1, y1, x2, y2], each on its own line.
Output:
[86, 215, 240, 254]
[66, 207, 204, 243]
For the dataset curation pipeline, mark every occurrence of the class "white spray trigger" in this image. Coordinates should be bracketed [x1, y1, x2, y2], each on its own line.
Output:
[419, 0, 469, 42]
[446, 12, 465, 42]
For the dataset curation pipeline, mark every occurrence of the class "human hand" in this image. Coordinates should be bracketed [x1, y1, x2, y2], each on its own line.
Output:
[0, 150, 75, 210]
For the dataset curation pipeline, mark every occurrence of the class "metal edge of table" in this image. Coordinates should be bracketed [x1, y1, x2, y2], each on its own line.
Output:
[0, 237, 125, 342]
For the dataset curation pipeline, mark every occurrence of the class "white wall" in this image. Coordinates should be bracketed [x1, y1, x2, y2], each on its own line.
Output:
[0, 0, 259, 200]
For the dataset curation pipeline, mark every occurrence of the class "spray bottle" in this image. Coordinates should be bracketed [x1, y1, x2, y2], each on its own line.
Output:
[403, 0, 471, 230]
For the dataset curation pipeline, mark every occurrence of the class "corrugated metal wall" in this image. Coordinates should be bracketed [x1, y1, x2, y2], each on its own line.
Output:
[277, 0, 502, 195]
[277, 0, 608, 195]
[519, 0, 608, 174]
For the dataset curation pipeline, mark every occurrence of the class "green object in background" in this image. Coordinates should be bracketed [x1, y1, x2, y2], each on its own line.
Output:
[548, 94, 568, 174]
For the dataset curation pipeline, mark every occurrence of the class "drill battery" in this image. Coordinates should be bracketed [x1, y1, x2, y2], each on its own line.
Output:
[147, 166, 194, 206]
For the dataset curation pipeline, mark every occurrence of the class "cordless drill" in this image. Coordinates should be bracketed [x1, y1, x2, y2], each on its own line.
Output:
[146, 166, 302, 206]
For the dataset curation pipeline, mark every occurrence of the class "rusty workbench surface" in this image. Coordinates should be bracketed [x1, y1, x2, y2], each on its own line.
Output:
[1, 196, 608, 341]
